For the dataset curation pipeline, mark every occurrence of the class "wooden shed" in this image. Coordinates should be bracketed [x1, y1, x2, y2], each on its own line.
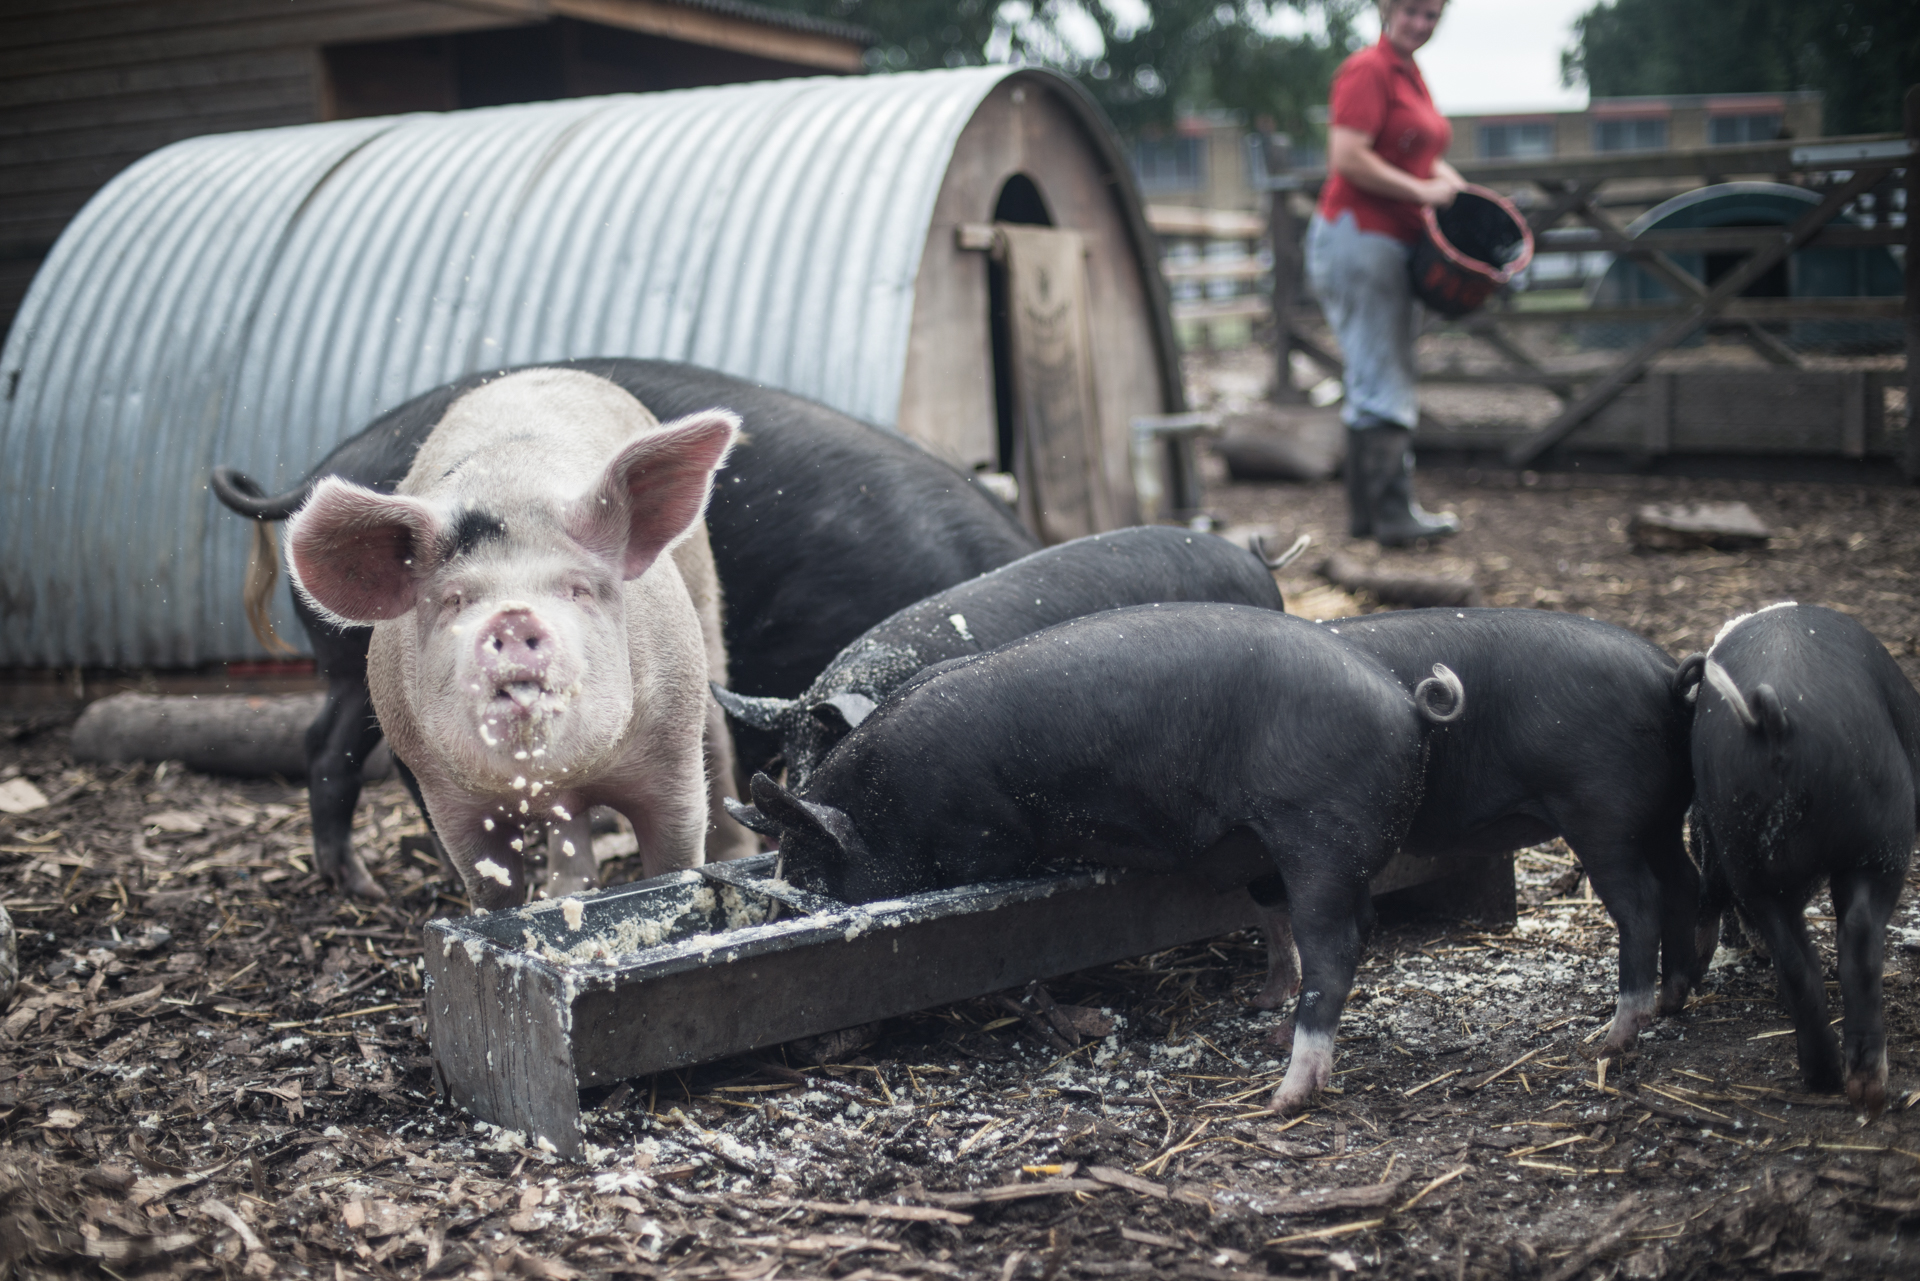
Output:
[1, 0, 872, 338]
[0, 66, 1182, 670]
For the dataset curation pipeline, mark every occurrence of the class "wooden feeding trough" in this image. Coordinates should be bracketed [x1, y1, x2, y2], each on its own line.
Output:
[424, 850, 1512, 1154]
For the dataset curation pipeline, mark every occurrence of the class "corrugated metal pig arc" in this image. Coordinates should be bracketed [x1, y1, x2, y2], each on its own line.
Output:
[0, 66, 1114, 667]
[3, 121, 397, 666]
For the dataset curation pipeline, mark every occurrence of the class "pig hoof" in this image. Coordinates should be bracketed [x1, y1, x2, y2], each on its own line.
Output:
[1846, 1068, 1888, 1120]
[1249, 981, 1300, 1011]
[1263, 1017, 1295, 1047]
[1579, 1038, 1635, 1065]
[1655, 977, 1692, 1017]
[1591, 1034, 1641, 1064]
[1267, 1070, 1325, 1116]
[334, 856, 388, 902]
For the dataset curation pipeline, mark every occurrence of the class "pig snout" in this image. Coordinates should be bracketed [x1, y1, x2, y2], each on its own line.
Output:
[476, 607, 553, 706]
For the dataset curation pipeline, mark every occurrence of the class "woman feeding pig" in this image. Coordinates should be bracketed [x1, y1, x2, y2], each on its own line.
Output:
[1306, 0, 1464, 545]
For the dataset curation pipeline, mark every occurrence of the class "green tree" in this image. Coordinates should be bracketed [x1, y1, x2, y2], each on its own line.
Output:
[758, 1, 1368, 139]
[1561, 0, 1920, 135]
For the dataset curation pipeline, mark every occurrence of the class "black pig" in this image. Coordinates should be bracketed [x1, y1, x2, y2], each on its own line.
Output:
[1313, 609, 1703, 1056]
[1691, 602, 1920, 1116]
[712, 525, 1301, 791]
[729, 604, 1463, 1113]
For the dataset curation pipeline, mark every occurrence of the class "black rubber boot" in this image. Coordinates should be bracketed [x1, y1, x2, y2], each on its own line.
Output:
[1343, 427, 1374, 538]
[1363, 426, 1459, 547]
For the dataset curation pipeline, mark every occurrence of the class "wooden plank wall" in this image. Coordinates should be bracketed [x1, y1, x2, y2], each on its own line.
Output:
[0, 0, 519, 341]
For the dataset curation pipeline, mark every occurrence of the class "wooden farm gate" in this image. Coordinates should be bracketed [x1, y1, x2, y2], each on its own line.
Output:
[1254, 87, 1920, 479]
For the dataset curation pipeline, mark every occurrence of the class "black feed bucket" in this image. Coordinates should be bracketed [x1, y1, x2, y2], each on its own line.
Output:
[1410, 185, 1534, 317]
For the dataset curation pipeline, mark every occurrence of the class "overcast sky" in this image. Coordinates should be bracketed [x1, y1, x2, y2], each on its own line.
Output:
[1354, 0, 1596, 114]
[1030, 2, 1600, 114]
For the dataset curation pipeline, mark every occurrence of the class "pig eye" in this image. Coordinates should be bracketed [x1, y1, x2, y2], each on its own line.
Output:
[570, 584, 594, 601]
[443, 592, 462, 610]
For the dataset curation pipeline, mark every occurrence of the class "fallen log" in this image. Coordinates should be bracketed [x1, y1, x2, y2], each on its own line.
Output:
[1321, 552, 1481, 608]
[70, 692, 391, 781]
[1213, 407, 1345, 483]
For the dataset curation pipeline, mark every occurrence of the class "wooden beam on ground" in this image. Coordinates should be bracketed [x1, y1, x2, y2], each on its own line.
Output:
[1506, 166, 1893, 466]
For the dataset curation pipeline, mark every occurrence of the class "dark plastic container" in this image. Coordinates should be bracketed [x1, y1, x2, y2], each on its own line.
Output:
[1411, 185, 1534, 317]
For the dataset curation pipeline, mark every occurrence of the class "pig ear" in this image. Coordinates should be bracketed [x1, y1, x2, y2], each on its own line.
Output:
[809, 692, 876, 736]
[723, 796, 782, 836]
[711, 684, 797, 733]
[573, 410, 739, 580]
[747, 772, 857, 856]
[287, 476, 443, 623]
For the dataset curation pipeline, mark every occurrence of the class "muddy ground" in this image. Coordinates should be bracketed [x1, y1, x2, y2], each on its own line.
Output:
[5, 372, 1920, 1281]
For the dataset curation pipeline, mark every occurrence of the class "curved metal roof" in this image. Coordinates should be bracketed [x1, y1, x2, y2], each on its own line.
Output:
[0, 66, 1155, 668]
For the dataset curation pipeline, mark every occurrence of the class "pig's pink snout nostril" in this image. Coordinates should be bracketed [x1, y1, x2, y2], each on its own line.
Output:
[478, 611, 552, 694]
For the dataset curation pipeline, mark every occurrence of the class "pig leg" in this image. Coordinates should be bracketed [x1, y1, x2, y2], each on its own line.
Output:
[543, 806, 598, 898]
[1833, 864, 1902, 1118]
[1647, 829, 1704, 1015]
[1270, 873, 1371, 1115]
[673, 524, 758, 862]
[393, 756, 458, 886]
[703, 697, 759, 860]
[432, 809, 534, 912]
[1691, 815, 1736, 973]
[1744, 893, 1844, 1094]
[1246, 876, 1299, 1011]
[1573, 835, 1664, 1056]
[304, 677, 387, 901]
[613, 750, 710, 882]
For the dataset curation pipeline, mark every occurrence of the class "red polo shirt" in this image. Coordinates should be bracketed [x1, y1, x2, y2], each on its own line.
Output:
[1316, 36, 1452, 245]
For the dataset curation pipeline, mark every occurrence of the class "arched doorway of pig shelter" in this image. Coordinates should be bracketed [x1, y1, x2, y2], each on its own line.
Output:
[986, 172, 1118, 544]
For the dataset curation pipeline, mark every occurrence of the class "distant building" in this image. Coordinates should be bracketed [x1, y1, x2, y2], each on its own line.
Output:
[1447, 91, 1824, 165]
[2, 0, 871, 337]
[1129, 111, 1275, 213]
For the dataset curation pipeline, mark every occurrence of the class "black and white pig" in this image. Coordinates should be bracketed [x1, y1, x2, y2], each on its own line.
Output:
[711, 526, 1302, 791]
[212, 358, 1038, 898]
[1691, 602, 1920, 1116]
[727, 603, 1464, 1114]
[1297, 609, 1704, 1057]
[285, 368, 737, 911]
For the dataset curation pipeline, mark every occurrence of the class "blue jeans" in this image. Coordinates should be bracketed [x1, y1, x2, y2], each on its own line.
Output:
[1304, 210, 1420, 431]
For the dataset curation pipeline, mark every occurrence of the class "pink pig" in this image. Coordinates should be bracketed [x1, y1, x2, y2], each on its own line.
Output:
[286, 368, 751, 911]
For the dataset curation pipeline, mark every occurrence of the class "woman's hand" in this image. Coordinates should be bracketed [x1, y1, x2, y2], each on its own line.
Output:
[1424, 160, 1468, 209]
[1418, 175, 1464, 209]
